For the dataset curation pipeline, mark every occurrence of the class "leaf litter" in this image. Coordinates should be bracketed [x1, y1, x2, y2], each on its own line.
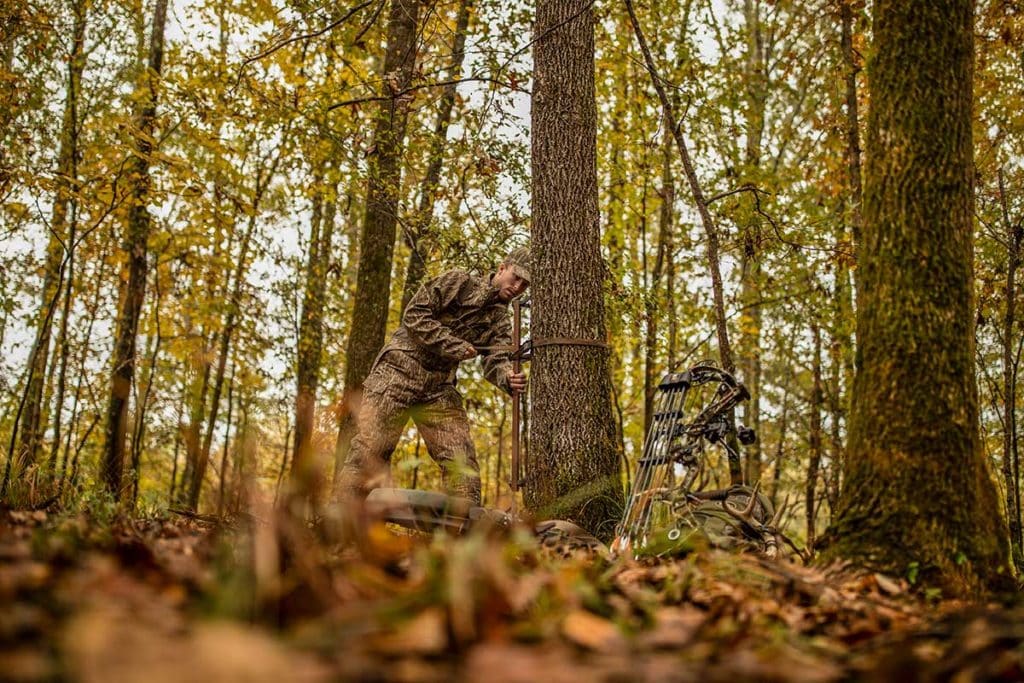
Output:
[1, 509, 1022, 682]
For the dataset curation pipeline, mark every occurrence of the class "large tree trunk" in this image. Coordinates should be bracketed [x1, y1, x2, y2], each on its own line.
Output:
[526, 0, 623, 537]
[101, 0, 168, 499]
[823, 0, 1009, 594]
[333, 0, 421, 484]
[399, 0, 473, 314]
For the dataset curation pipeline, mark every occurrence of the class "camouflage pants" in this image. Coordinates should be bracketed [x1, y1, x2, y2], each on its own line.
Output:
[337, 350, 481, 504]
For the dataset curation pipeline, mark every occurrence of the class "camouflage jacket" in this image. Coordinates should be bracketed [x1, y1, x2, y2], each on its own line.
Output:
[379, 269, 515, 394]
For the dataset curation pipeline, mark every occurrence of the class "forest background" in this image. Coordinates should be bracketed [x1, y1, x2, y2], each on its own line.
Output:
[1, 0, 1023, 563]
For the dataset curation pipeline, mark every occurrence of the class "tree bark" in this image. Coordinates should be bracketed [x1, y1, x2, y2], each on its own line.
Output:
[101, 0, 168, 499]
[526, 0, 623, 538]
[333, 0, 421, 484]
[823, 0, 1010, 594]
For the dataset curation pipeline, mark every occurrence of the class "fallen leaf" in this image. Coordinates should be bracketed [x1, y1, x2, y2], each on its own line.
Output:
[561, 609, 627, 652]
[637, 606, 705, 650]
[874, 573, 902, 596]
[370, 607, 448, 656]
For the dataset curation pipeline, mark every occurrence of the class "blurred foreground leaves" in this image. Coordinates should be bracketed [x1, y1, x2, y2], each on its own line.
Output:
[1, 509, 1022, 682]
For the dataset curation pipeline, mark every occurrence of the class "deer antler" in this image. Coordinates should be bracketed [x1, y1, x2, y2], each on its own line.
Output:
[721, 483, 783, 559]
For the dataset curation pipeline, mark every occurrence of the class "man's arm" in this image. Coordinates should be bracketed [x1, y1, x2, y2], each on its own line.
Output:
[403, 270, 476, 360]
[480, 314, 515, 394]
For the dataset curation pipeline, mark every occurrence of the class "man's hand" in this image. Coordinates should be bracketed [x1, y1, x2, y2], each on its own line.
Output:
[459, 343, 478, 360]
[507, 370, 528, 394]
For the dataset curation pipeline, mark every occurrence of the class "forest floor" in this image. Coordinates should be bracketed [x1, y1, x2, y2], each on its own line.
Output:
[2, 508, 1023, 682]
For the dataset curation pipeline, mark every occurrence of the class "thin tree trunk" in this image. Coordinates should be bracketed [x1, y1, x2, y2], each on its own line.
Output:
[771, 387, 790, 510]
[333, 0, 421, 486]
[57, 254, 108, 497]
[292, 171, 338, 500]
[178, 329, 212, 506]
[739, 0, 766, 485]
[526, 0, 623, 538]
[840, 0, 864, 266]
[806, 324, 824, 550]
[275, 422, 292, 505]
[188, 179, 268, 510]
[625, 0, 741, 484]
[998, 167, 1022, 567]
[399, 0, 473, 314]
[643, 123, 673, 435]
[168, 373, 187, 505]
[129, 306, 162, 508]
[101, 0, 169, 499]
[217, 364, 235, 515]
[12, 0, 88, 478]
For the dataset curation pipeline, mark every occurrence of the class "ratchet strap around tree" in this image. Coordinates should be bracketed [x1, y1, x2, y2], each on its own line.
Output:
[475, 337, 609, 360]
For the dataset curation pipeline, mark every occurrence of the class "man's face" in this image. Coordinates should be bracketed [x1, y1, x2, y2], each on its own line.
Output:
[493, 263, 529, 302]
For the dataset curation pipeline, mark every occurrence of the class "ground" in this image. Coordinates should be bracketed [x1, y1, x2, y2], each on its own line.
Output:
[1, 509, 1022, 682]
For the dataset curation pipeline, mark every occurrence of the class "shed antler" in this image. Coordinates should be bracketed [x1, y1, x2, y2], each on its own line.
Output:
[720, 483, 786, 559]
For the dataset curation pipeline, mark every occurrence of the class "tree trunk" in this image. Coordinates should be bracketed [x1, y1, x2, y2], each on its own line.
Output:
[292, 173, 337, 499]
[399, 0, 473, 314]
[57, 255, 108, 498]
[526, 0, 623, 537]
[739, 0, 766, 485]
[46, 0, 88, 480]
[101, 0, 168, 500]
[827, 0, 864, 504]
[625, 0, 741, 484]
[168, 373, 187, 505]
[217, 364, 235, 515]
[643, 125, 673, 435]
[998, 168, 1022, 567]
[11, 0, 89, 480]
[823, 0, 1009, 594]
[806, 324, 823, 550]
[840, 0, 864, 267]
[188, 196, 263, 510]
[129, 307, 162, 508]
[771, 386, 791, 510]
[333, 0, 421, 485]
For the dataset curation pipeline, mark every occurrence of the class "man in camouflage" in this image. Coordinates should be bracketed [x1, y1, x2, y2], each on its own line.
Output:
[338, 247, 531, 505]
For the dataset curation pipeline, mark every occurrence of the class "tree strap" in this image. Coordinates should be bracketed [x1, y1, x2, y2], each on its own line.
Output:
[529, 337, 609, 350]
[475, 337, 609, 358]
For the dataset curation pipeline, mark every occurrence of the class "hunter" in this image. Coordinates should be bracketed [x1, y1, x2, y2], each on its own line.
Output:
[337, 247, 531, 505]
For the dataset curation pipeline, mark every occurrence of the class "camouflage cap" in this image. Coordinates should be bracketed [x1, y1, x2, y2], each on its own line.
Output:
[504, 246, 532, 282]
